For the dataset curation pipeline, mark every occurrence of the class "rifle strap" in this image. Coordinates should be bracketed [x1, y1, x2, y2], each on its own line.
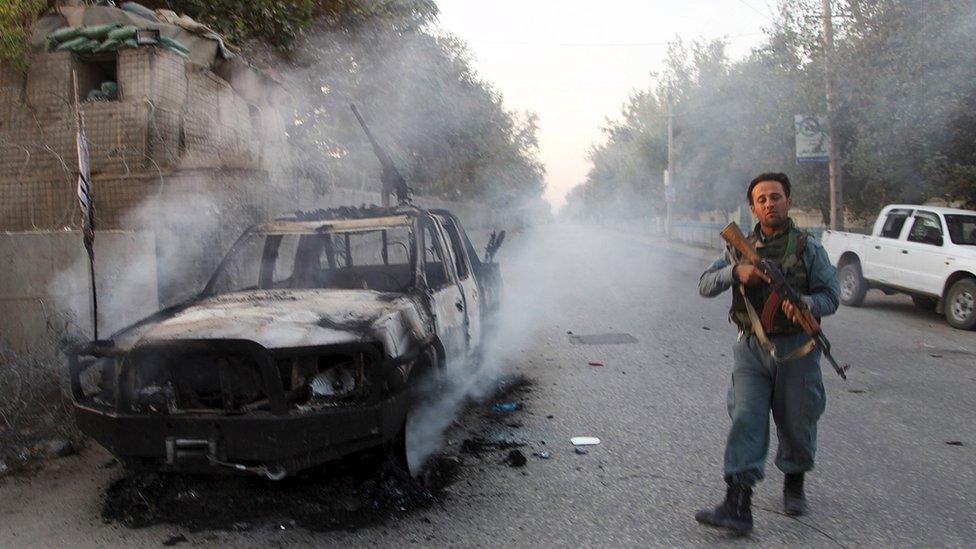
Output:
[738, 284, 815, 363]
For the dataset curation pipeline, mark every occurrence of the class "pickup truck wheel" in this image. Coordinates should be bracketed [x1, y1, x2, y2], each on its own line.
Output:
[911, 296, 938, 311]
[945, 279, 976, 330]
[399, 350, 442, 477]
[839, 263, 867, 306]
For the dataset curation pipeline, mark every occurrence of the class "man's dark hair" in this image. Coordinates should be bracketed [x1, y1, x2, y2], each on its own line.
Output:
[747, 172, 791, 204]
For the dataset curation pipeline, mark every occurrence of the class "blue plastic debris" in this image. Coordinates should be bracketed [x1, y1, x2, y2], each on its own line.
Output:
[492, 401, 522, 413]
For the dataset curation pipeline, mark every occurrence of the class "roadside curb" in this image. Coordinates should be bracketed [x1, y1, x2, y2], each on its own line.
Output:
[601, 227, 721, 263]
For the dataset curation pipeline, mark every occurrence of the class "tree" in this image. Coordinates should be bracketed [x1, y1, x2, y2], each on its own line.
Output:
[281, 19, 544, 205]
[567, 0, 976, 222]
[0, 0, 46, 69]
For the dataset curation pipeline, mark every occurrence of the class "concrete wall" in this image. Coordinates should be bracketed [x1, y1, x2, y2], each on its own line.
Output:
[0, 230, 158, 353]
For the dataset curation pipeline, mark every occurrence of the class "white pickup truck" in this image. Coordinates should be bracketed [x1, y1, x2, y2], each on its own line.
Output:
[821, 204, 976, 330]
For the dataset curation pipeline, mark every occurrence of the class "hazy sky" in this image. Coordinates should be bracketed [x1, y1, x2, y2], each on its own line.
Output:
[436, 0, 778, 210]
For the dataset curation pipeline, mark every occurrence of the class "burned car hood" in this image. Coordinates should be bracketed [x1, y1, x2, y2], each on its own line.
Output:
[133, 289, 431, 356]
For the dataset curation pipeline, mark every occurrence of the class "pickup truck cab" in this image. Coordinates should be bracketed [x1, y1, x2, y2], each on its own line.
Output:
[822, 204, 976, 329]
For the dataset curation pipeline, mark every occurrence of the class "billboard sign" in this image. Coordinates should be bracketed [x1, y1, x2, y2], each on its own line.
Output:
[795, 115, 829, 163]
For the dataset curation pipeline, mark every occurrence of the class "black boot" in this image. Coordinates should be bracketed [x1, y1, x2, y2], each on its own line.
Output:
[783, 473, 807, 516]
[695, 480, 753, 534]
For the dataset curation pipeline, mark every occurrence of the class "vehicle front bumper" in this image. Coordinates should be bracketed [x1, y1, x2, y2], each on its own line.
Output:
[74, 394, 408, 476]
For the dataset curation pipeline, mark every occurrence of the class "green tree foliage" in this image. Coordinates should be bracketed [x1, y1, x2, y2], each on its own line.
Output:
[567, 0, 976, 222]
[141, 0, 436, 49]
[142, 0, 543, 205]
[282, 18, 545, 206]
[0, 0, 46, 69]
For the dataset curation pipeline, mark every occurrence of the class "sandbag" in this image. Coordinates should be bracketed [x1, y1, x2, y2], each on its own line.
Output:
[107, 25, 138, 41]
[121, 39, 139, 49]
[48, 26, 82, 44]
[92, 38, 121, 53]
[77, 39, 101, 53]
[100, 81, 119, 99]
[86, 89, 108, 102]
[55, 36, 89, 51]
[80, 23, 122, 40]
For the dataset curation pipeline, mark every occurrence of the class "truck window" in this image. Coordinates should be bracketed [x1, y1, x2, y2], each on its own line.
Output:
[880, 209, 912, 238]
[208, 227, 416, 295]
[906, 211, 943, 246]
[437, 216, 469, 280]
[423, 222, 451, 288]
[945, 215, 976, 246]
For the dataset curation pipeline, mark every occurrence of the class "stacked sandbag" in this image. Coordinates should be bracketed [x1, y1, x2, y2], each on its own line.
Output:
[45, 24, 189, 57]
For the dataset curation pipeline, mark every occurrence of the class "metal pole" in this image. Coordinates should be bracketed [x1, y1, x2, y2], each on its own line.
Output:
[73, 71, 98, 341]
[666, 95, 674, 240]
[822, 0, 843, 230]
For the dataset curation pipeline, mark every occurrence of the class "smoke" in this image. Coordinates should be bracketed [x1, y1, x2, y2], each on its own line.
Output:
[564, 1, 976, 225]
[404, 227, 549, 473]
[23, 4, 556, 477]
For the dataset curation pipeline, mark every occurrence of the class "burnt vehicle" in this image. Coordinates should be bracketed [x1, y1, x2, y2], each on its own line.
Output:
[67, 204, 504, 478]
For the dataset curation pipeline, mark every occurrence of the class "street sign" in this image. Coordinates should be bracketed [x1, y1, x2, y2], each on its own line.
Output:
[795, 115, 830, 163]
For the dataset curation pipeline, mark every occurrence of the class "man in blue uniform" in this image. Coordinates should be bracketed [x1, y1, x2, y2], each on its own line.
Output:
[695, 173, 840, 534]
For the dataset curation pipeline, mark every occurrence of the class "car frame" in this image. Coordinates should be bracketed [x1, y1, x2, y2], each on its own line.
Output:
[67, 204, 502, 478]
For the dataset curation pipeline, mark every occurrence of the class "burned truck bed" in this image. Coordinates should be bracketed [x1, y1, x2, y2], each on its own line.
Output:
[68, 205, 503, 478]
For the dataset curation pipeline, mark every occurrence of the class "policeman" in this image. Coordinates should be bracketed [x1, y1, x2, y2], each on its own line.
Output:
[695, 173, 840, 534]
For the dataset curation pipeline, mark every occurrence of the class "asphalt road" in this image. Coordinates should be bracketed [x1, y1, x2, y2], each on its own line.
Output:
[1, 223, 974, 547]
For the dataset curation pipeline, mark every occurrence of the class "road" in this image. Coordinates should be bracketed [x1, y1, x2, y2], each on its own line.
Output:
[1, 223, 974, 547]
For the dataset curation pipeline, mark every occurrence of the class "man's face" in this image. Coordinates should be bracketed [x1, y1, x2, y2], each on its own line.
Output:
[749, 180, 792, 231]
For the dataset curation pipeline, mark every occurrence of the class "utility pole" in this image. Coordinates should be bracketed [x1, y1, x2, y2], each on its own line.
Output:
[666, 95, 674, 239]
[822, 0, 844, 229]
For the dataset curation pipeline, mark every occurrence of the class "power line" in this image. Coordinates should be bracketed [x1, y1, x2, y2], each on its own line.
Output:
[735, 0, 776, 22]
[466, 33, 764, 48]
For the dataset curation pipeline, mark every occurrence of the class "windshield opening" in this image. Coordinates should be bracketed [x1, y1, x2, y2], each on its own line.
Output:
[945, 215, 976, 245]
[206, 225, 416, 296]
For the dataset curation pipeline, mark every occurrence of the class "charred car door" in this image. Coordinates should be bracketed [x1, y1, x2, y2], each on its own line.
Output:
[430, 209, 502, 319]
[420, 216, 467, 370]
[433, 213, 482, 353]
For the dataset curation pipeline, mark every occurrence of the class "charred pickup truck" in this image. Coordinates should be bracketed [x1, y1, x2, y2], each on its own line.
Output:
[68, 205, 504, 478]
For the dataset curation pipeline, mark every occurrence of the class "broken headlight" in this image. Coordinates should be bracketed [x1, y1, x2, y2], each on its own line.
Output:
[309, 364, 357, 397]
[71, 354, 118, 407]
[285, 352, 367, 407]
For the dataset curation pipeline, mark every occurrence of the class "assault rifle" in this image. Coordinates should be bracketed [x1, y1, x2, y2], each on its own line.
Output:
[720, 222, 849, 380]
[350, 104, 410, 206]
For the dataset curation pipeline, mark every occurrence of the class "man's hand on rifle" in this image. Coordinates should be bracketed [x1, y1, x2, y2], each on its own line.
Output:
[734, 264, 771, 287]
[781, 300, 805, 324]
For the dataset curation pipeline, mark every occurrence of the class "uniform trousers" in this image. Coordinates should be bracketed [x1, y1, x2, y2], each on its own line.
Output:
[724, 331, 826, 486]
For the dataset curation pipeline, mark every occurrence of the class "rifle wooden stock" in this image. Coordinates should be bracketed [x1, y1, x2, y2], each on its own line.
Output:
[721, 222, 821, 334]
[797, 305, 821, 336]
[720, 222, 762, 265]
[719, 223, 849, 379]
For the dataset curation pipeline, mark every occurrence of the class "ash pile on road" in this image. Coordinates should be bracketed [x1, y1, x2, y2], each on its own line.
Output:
[100, 374, 533, 533]
[101, 455, 458, 532]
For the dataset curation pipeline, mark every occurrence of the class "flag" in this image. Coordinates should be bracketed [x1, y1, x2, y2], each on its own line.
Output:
[72, 71, 98, 341]
[76, 107, 94, 255]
